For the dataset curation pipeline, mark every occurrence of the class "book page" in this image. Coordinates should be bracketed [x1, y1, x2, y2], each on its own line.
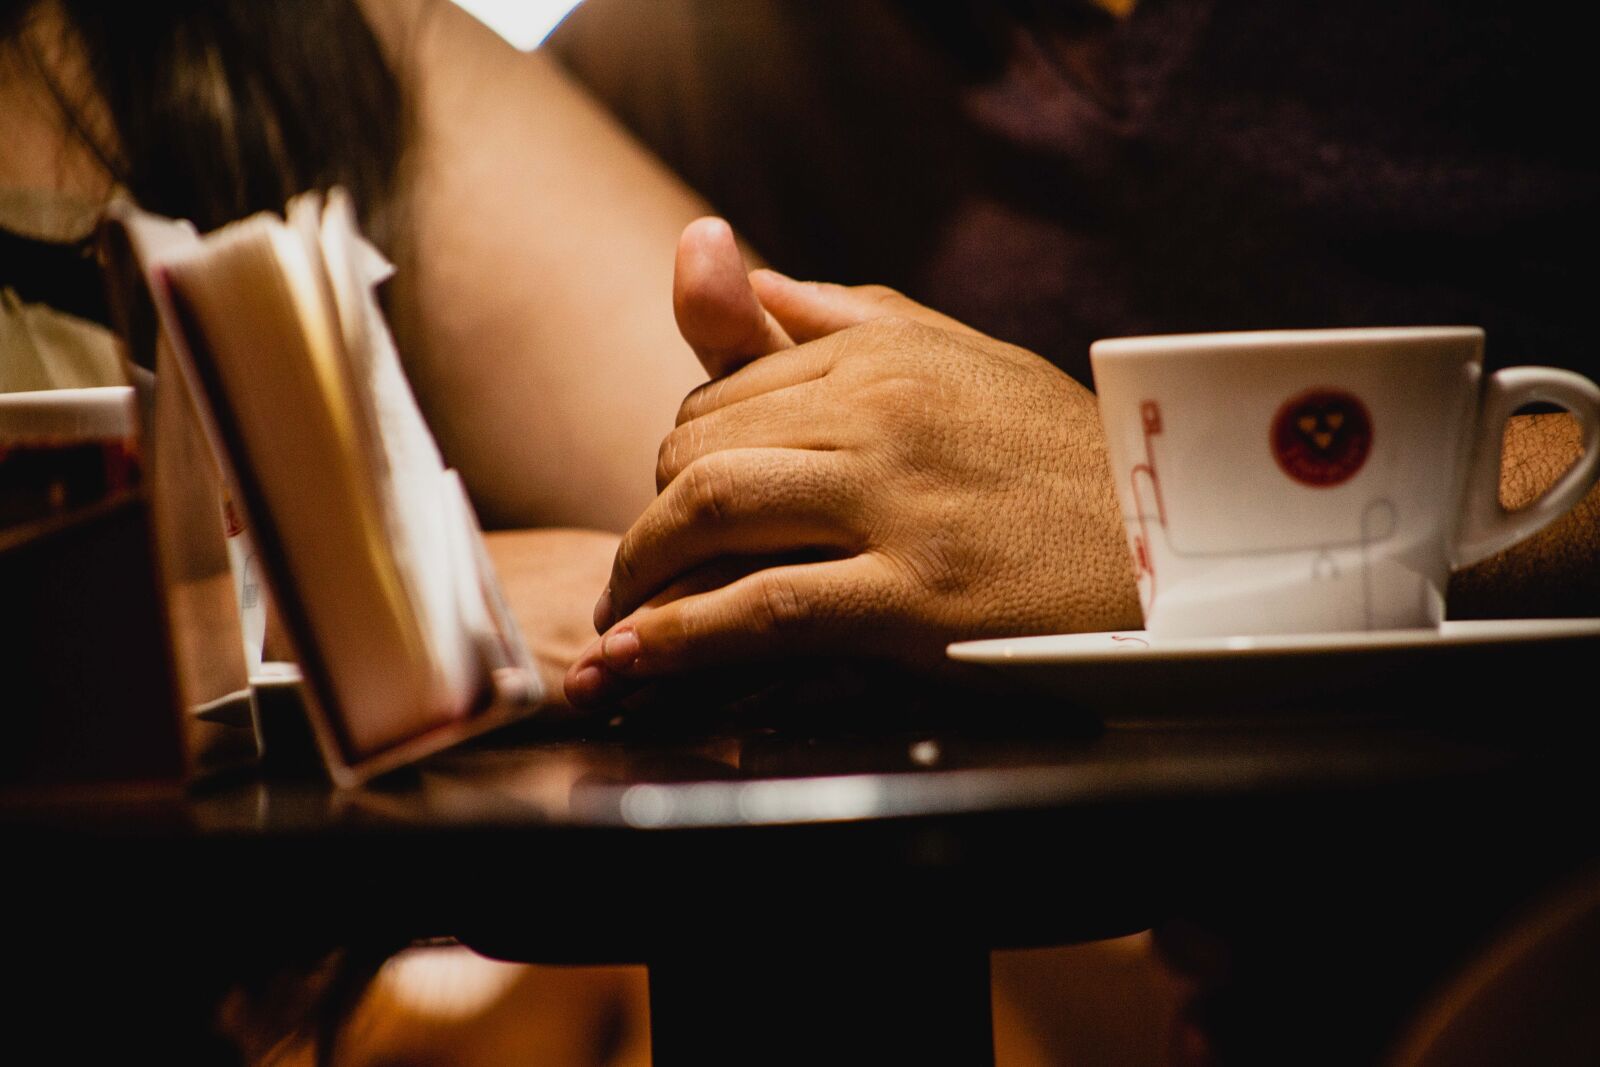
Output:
[311, 191, 487, 719]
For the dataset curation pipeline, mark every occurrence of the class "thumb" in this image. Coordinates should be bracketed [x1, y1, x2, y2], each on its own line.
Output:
[673, 217, 793, 377]
[748, 270, 982, 344]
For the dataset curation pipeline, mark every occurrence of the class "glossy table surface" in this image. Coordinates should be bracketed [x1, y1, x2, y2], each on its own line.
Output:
[6, 681, 1597, 1064]
[8, 694, 1589, 945]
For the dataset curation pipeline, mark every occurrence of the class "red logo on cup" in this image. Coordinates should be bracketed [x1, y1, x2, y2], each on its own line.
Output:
[1271, 389, 1372, 487]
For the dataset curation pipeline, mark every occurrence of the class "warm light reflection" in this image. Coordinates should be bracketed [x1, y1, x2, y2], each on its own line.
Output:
[450, 0, 583, 49]
[377, 944, 525, 1020]
[619, 776, 889, 827]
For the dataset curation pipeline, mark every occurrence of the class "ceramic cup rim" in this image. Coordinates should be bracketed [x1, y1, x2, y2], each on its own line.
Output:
[1090, 325, 1484, 362]
[0, 385, 136, 440]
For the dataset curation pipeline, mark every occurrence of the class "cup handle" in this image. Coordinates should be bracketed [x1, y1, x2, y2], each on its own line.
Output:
[1453, 366, 1600, 569]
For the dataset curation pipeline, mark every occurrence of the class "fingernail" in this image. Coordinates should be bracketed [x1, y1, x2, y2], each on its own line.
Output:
[751, 267, 794, 284]
[593, 588, 613, 633]
[601, 627, 640, 670]
[567, 665, 605, 705]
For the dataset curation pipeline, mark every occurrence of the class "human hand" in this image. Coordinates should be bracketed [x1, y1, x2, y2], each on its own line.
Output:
[564, 219, 1140, 706]
[482, 527, 620, 706]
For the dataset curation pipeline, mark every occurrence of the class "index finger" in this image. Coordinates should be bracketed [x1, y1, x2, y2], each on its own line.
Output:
[569, 554, 888, 708]
[676, 338, 841, 425]
[750, 271, 983, 343]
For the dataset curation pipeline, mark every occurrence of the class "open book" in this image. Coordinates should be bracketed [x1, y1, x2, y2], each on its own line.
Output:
[105, 191, 542, 786]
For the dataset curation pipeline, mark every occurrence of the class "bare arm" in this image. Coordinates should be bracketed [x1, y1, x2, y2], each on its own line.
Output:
[1450, 413, 1600, 617]
[361, 0, 711, 532]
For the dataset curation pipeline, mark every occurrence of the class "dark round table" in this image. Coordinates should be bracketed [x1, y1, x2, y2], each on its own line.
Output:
[6, 690, 1597, 1065]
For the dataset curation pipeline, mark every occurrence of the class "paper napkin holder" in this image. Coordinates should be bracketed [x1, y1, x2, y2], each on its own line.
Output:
[101, 199, 541, 790]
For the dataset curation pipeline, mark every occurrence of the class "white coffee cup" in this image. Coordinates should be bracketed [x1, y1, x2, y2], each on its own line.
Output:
[0, 386, 139, 529]
[1090, 327, 1600, 637]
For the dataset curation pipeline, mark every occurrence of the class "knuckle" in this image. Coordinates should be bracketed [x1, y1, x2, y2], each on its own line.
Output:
[847, 315, 932, 363]
[611, 537, 640, 592]
[857, 283, 907, 309]
[680, 456, 738, 527]
[750, 574, 807, 634]
[828, 315, 921, 375]
[861, 366, 939, 415]
[677, 380, 721, 426]
[870, 313, 928, 344]
[655, 428, 684, 489]
[885, 535, 966, 601]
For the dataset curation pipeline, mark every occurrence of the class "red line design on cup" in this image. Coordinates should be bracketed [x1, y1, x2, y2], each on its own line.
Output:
[222, 495, 246, 538]
[1129, 400, 1166, 613]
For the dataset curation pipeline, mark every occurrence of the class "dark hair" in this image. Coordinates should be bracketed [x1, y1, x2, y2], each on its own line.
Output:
[2, 0, 406, 240]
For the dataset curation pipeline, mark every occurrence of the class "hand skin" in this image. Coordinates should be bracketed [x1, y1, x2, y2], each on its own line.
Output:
[566, 218, 1600, 707]
[483, 527, 619, 706]
[565, 218, 1141, 705]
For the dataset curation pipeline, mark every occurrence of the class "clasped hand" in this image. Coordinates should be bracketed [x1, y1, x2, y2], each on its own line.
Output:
[566, 219, 1138, 706]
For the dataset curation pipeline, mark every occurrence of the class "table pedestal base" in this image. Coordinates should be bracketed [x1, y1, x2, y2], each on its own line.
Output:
[648, 942, 993, 1066]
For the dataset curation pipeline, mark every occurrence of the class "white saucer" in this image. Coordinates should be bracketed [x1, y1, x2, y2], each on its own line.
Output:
[250, 661, 303, 688]
[192, 662, 304, 725]
[948, 619, 1600, 719]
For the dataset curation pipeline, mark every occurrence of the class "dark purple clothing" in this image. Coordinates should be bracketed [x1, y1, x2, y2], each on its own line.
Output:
[550, 0, 1596, 386]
